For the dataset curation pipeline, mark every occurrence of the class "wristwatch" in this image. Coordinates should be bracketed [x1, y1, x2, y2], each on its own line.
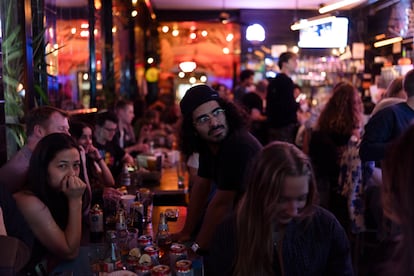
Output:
[191, 242, 209, 256]
[191, 242, 200, 253]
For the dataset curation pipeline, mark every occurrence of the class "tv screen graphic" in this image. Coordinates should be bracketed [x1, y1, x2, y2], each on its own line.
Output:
[298, 17, 349, 48]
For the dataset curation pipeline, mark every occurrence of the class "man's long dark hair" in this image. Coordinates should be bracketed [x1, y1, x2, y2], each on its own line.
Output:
[179, 98, 250, 157]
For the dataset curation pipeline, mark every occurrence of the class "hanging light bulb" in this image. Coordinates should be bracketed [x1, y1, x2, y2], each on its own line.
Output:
[179, 61, 197, 73]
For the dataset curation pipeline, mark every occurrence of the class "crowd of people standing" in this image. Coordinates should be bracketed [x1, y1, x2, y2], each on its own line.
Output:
[0, 50, 414, 275]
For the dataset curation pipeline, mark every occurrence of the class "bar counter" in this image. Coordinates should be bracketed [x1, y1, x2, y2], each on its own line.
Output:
[135, 165, 189, 206]
[48, 160, 194, 274]
[52, 205, 190, 275]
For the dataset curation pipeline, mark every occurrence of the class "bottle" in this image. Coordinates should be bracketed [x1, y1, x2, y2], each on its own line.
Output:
[115, 204, 127, 231]
[156, 212, 172, 263]
[121, 163, 131, 187]
[149, 141, 155, 155]
[139, 188, 154, 224]
[89, 204, 104, 243]
[103, 231, 122, 272]
[130, 198, 144, 235]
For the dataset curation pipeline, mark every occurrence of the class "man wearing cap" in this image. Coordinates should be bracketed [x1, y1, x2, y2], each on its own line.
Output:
[173, 84, 262, 255]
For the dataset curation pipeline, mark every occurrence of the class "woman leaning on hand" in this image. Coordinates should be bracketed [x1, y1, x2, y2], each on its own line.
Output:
[14, 133, 86, 273]
[208, 141, 353, 276]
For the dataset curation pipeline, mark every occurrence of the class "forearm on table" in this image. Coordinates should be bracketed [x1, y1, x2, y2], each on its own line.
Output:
[63, 199, 83, 259]
[181, 177, 211, 234]
[125, 143, 146, 154]
[196, 191, 234, 249]
[124, 145, 135, 154]
[97, 159, 115, 186]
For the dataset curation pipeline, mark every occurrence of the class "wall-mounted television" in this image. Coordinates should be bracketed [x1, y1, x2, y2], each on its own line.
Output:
[298, 17, 349, 48]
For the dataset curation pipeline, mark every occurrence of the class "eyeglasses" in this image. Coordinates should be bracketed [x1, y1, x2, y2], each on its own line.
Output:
[103, 127, 117, 133]
[194, 108, 225, 126]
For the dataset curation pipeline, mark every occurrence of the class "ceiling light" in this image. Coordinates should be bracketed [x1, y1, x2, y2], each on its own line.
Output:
[189, 77, 197, 84]
[172, 29, 179, 37]
[162, 26, 169, 33]
[290, 16, 336, 31]
[246, 24, 265, 42]
[179, 61, 197, 73]
[319, 0, 364, 14]
[374, 37, 403, 48]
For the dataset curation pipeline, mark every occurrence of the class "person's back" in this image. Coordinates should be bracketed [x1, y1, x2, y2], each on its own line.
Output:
[308, 82, 363, 227]
[233, 69, 255, 103]
[0, 106, 69, 193]
[360, 69, 414, 163]
[266, 73, 297, 127]
[266, 52, 299, 143]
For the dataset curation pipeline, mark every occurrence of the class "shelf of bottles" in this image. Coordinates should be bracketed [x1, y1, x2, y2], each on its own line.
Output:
[294, 57, 365, 88]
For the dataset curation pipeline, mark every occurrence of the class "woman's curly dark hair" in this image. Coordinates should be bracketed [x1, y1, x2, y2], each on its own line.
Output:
[179, 98, 250, 157]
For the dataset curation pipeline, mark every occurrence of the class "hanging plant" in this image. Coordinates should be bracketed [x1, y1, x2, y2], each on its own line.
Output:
[1, 1, 26, 156]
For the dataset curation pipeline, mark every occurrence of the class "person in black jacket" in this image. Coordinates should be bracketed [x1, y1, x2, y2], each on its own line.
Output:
[266, 52, 299, 144]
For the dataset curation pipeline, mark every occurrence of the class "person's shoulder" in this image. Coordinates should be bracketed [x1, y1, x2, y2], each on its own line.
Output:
[308, 205, 342, 228]
[0, 147, 30, 168]
[368, 102, 410, 124]
[13, 192, 45, 213]
[375, 101, 407, 114]
[312, 205, 336, 219]
[227, 130, 262, 149]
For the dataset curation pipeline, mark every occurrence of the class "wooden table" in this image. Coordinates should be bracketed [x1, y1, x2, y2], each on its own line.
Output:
[144, 166, 189, 206]
[56, 205, 196, 275]
[144, 205, 187, 239]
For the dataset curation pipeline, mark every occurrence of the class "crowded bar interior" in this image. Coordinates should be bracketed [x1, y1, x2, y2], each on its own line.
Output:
[1, 0, 414, 275]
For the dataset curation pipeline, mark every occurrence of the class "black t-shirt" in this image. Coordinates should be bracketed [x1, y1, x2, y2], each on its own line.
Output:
[266, 73, 298, 128]
[241, 92, 264, 113]
[94, 140, 125, 178]
[198, 130, 262, 203]
[0, 184, 33, 248]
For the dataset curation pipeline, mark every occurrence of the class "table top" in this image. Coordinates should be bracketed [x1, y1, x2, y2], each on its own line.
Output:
[142, 166, 189, 206]
[145, 206, 187, 238]
[56, 205, 196, 275]
[155, 166, 188, 193]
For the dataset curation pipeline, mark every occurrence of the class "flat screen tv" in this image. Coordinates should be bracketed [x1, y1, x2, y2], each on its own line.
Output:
[298, 17, 349, 48]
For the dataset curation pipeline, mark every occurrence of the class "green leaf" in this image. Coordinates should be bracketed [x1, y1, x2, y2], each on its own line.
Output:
[34, 84, 50, 105]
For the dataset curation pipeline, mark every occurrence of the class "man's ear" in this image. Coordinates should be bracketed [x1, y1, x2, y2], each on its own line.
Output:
[33, 124, 45, 138]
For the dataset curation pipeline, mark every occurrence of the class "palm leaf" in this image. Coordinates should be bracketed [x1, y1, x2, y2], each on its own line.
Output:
[34, 84, 50, 105]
